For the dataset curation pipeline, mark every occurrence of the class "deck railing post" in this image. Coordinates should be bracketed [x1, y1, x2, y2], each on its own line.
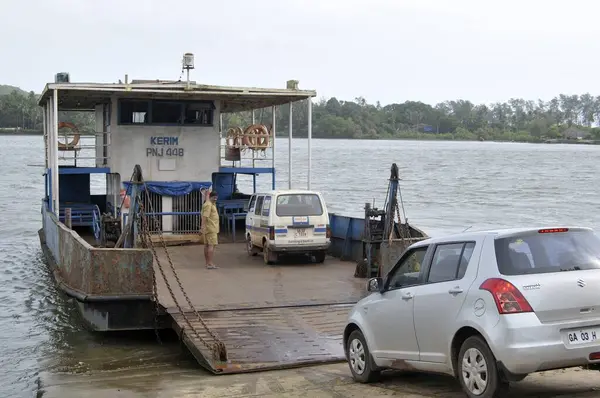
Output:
[271, 105, 276, 190]
[52, 90, 60, 216]
[307, 98, 312, 190]
[288, 102, 293, 189]
[65, 208, 72, 229]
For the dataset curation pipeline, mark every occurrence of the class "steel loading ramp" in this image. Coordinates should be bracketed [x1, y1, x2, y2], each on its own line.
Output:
[170, 303, 354, 374]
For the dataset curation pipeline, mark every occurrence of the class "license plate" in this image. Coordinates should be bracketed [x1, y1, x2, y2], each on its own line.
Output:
[294, 229, 307, 238]
[564, 328, 599, 346]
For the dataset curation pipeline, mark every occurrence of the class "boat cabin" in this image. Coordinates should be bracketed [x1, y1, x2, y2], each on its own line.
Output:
[38, 54, 316, 245]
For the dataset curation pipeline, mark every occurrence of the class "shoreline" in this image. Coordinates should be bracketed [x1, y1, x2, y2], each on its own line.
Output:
[1, 131, 598, 146]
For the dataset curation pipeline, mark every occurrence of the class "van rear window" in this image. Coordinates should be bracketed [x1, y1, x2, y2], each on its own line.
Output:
[494, 230, 600, 275]
[276, 194, 323, 217]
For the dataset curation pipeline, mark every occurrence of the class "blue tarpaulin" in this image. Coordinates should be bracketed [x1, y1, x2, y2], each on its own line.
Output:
[123, 181, 212, 196]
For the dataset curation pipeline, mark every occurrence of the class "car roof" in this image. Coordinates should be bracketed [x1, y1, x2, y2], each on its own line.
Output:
[412, 226, 594, 247]
[254, 189, 322, 196]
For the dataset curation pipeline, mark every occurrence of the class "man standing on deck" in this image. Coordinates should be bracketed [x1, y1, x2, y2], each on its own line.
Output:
[201, 191, 220, 269]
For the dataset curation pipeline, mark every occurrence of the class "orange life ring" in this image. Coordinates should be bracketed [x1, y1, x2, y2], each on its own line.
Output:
[225, 127, 243, 148]
[242, 124, 270, 150]
[120, 189, 130, 209]
[57, 121, 81, 150]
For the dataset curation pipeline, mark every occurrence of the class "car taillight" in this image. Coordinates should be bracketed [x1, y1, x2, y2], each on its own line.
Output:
[326, 224, 331, 239]
[538, 228, 569, 233]
[269, 226, 275, 240]
[480, 278, 533, 314]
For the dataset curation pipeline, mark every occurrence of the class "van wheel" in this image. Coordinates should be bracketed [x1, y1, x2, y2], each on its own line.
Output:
[263, 242, 277, 265]
[246, 235, 257, 256]
[314, 251, 326, 263]
[457, 336, 510, 398]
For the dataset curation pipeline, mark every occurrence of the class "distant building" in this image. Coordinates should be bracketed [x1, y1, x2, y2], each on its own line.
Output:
[563, 127, 589, 140]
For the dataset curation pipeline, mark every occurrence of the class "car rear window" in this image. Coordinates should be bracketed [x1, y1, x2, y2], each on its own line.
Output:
[494, 229, 600, 275]
[276, 194, 323, 217]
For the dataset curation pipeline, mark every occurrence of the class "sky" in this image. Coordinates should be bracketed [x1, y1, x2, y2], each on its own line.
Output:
[2, 0, 600, 106]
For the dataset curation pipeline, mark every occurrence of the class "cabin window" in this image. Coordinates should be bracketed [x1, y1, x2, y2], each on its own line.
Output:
[184, 101, 214, 125]
[117, 99, 214, 126]
[119, 100, 149, 124]
[152, 101, 183, 124]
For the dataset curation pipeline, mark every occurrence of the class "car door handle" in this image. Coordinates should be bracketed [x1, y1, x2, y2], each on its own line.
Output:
[448, 287, 464, 295]
[401, 292, 414, 300]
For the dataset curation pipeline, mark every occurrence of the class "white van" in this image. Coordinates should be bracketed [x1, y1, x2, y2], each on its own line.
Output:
[245, 189, 331, 264]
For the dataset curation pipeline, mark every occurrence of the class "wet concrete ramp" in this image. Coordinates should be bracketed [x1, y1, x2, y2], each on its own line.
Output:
[170, 303, 354, 374]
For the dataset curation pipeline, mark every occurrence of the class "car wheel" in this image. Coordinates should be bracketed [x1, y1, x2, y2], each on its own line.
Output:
[263, 242, 277, 265]
[346, 329, 380, 383]
[246, 235, 257, 256]
[314, 251, 326, 263]
[458, 336, 510, 398]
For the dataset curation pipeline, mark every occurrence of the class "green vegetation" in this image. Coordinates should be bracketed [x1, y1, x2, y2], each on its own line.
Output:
[224, 95, 600, 142]
[2, 83, 600, 142]
[0, 86, 93, 133]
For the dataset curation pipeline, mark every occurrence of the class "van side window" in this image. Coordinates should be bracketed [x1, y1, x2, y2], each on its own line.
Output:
[262, 196, 272, 216]
[248, 195, 256, 212]
[255, 196, 264, 216]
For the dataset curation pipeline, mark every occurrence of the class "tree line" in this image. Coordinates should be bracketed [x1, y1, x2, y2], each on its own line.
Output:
[224, 94, 600, 142]
[0, 86, 93, 133]
[2, 84, 600, 142]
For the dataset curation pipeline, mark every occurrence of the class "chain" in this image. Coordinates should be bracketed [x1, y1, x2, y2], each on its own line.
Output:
[138, 221, 163, 344]
[137, 189, 227, 362]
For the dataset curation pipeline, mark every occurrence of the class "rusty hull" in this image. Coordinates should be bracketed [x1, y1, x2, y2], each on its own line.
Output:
[42, 206, 153, 298]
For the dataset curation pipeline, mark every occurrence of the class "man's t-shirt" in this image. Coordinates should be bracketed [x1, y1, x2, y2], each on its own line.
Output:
[202, 200, 220, 234]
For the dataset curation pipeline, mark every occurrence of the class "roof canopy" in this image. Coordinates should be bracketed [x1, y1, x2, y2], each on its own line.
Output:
[38, 82, 317, 113]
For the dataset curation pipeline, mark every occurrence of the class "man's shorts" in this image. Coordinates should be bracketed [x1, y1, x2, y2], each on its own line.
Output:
[205, 233, 218, 246]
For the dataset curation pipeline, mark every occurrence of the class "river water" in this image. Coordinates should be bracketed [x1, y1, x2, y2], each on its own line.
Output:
[1, 136, 600, 397]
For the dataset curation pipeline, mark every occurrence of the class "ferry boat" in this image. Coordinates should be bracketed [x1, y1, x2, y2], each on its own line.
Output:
[37, 53, 426, 373]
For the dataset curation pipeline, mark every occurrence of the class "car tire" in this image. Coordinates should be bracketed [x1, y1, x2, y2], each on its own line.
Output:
[263, 242, 277, 265]
[457, 336, 510, 398]
[314, 251, 326, 263]
[246, 235, 257, 256]
[346, 329, 380, 383]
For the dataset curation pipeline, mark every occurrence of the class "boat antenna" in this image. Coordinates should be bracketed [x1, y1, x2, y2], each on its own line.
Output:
[181, 53, 195, 89]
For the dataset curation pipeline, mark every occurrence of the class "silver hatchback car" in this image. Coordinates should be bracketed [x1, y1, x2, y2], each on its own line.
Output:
[344, 227, 600, 397]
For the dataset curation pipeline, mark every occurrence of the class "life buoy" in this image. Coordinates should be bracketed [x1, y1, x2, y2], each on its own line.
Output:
[57, 121, 81, 150]
[242, 124, 270, 150]
[225, 127, 243, 148]
[120, 189, 130, 209]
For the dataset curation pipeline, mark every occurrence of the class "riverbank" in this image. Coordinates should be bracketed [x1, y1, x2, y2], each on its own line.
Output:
[0, 129, 42, 135]
[2, 129, 599, 145]
[40, 362, 600, 398]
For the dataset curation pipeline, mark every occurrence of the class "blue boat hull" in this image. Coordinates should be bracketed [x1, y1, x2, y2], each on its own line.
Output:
[328, 213, 428, 265]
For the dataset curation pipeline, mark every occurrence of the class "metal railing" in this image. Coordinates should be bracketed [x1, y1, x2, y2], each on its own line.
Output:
[218, 127, 275, 169]
[172, 190, 202, 233]
[49, 132, 112, 168]
[124, 211, 202, 234]
[123, 190, 203, 235]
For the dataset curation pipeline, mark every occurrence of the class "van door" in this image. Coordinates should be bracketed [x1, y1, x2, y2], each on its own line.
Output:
[261, 195, 273, 243]
[274, 192, 326, 246]
[245, 195, 257, 243]
[253, 195, 265, 247]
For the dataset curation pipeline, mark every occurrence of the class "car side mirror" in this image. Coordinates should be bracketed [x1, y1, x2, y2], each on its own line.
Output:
[366, 277, 384, 293]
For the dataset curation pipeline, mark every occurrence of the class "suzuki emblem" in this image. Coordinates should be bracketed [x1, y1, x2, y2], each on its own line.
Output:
[577, 279, 586, 288]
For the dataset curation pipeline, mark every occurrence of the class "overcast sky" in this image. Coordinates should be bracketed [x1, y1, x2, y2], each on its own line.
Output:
[2, 0, 600, 105]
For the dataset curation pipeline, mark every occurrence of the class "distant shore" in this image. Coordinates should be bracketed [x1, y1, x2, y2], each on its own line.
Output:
[1, 129, 599, 145]
[0, 129, 42, 136]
